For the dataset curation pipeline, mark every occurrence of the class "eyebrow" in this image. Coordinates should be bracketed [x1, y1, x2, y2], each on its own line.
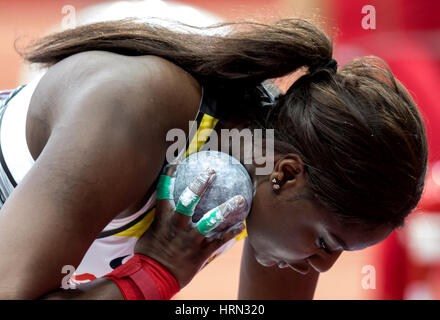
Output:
[330, 233, 350, 251]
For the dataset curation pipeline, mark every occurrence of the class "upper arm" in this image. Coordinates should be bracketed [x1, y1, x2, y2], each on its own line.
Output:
[238, 238, 319, 299]
[0, 52, 201, 298]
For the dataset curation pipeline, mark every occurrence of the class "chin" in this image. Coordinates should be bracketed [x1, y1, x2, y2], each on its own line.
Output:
[254, 254, 276, 267]
[251, 245, 278, 267]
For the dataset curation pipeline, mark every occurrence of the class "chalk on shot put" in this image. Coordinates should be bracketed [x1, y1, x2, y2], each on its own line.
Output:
[173, 151, 254, 233]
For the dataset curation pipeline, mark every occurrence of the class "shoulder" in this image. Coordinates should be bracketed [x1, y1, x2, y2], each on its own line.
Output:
[28, 51, 202, 156]
[41, 50, 199, 91]
[33, 51, 202, 133]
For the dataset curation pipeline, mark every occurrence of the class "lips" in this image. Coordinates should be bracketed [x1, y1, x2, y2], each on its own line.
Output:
[255, 255, 277, 267]
[255, 253, 312, 275]
[277, 260, 311, 275]
[286, 263, 310, 275]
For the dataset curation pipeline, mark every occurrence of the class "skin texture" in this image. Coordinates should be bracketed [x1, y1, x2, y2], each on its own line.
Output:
[0, 51, 393, 299]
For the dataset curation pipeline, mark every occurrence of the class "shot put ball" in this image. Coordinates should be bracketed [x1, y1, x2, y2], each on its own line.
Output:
[173, 150, 254, 231]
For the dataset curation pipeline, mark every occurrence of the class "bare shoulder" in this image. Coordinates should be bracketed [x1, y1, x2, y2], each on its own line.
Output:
[33, 51, 200, 127]
[28, 51, 202, 157]
[38, 50, 200, 94]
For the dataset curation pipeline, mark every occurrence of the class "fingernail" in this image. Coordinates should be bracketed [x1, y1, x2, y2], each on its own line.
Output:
[196, 168, 215, 186]
[208, 173, 216, 184]
[224, 195, 246, 217]
[205, 168, 216, 183]
[236, 195, 245, 207]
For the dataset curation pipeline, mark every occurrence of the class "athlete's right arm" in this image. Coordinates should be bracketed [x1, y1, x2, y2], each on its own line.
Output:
[0, 52, 201, 299]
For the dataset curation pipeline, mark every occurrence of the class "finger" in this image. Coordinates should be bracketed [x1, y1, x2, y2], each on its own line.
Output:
[201, 222, 246, 261]
[156, 164, 178, 215]
[217, 222, 247, 245]
[172, 167, 216, 230]
[192, 195, 246, 244]
[162, 163, 178, 179]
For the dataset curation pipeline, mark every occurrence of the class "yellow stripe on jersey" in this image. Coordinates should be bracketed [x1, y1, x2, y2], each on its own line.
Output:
[235, 220, 248, 241]
[114, 209, 155, 238]
[184, 114, 219, 159]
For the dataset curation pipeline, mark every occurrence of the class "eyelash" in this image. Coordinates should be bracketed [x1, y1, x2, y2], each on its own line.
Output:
[319, 237, 332, 255]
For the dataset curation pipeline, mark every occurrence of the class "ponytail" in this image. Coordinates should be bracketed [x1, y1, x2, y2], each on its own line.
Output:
[19, 18, 333, 88]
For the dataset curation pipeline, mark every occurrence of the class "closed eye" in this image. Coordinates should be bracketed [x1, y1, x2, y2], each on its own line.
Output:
[319, 237, 332, 255]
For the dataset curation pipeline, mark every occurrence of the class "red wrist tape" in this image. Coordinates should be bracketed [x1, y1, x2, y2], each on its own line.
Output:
[104, 254, 180, 300]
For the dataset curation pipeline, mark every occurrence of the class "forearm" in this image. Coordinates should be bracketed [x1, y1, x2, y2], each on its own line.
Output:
[41, 278, 123, 300]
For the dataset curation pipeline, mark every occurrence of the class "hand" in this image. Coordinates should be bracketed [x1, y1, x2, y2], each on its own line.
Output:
[134, 164, 246, 288]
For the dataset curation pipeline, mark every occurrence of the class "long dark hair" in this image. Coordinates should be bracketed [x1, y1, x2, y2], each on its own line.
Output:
[19, 18, 428, 229]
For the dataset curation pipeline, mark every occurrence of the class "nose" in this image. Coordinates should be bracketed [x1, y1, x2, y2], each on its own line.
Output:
[307, 250, 343, 273]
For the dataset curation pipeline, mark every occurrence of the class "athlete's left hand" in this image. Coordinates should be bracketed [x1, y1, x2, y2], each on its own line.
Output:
[134, 164, 246, 288]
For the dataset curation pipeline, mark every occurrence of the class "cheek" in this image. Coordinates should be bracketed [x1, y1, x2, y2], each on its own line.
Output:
[248, 218, 317, 261]
[245, 188, 280, 248]
[275, 223, 317, 259]
[246, 191, 316, 259]
[246, 185, 271, 226]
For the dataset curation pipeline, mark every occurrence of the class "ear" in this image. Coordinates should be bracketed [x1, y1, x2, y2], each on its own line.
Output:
[270, 154, 306, 191]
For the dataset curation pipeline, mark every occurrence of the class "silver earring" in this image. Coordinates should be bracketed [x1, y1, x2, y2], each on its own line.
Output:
[272, 178, 280, 192]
